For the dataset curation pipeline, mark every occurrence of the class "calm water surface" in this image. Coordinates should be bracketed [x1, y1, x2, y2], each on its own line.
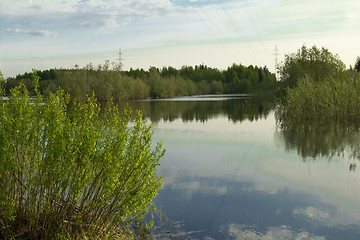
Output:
[126, 95, 360, 239]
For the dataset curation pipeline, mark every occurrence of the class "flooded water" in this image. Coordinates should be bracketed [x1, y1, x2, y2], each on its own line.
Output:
[124, 95, 360, 239]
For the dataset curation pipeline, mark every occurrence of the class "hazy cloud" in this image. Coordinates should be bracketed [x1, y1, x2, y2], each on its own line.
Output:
[1, 0, 360, 78]
[293, 207, 330, 222]
[6, 28, 57, 37]
[1, 0, 186, 30]
[225, 224, 326, 240]
[168, 179, 228, 199]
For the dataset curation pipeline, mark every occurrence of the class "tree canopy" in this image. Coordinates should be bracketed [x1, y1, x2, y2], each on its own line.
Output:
[278, 45, 346, 89]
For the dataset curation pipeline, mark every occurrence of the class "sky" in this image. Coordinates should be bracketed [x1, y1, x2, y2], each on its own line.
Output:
[0, 0, 359, 78]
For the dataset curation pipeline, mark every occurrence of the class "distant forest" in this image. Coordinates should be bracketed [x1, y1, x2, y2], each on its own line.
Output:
[4, 62, 277, 101]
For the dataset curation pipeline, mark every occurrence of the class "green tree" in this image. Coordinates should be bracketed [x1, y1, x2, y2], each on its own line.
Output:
[0, 76, 165, 239]
[279, 45, 346, 88]
[355, 57, 360, 73]
[125, 78, 150, 100]
[59, 70, 90, 101]
[239, 79, 252, 93]
[230, 71, 241, 93]
[258, 68, 265, 82]
[197, 80, 210, 95]
[148, 67, 167, 98]
[210, 80, 224, 94]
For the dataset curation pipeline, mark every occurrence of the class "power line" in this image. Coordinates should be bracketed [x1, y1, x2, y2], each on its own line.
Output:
[217, 0, 242, 33]
[196, 3, 240, 60]
[184, 2, 238, 62]
[244, 0, 268, 54]
[216, 0, 257, 63]
[186, 1, 267, 67]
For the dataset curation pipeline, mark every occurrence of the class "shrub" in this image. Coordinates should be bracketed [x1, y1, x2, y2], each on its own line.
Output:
[276, 46, 360, 124]
[277, 76, 360, 124]
[0, 74, 165, 239]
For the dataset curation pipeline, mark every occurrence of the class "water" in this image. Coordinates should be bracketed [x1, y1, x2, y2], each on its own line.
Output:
[124, 95, 360, 239]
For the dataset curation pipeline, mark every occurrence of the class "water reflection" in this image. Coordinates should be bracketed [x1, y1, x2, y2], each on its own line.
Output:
[119, 94, 275, 123]
[121, 95, 360, 239]
[150, 115, 360, 239]
[276, 111, 360, 171]
[153, 173, 360, 239]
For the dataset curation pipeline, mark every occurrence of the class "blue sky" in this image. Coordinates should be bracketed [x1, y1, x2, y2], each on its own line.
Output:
[0, 0, 359, 77]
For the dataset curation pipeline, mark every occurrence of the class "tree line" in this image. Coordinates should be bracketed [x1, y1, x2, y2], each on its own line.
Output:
[4, 63, 277, 102]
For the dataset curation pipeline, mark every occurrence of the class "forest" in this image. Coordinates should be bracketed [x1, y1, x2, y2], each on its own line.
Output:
[3, 62, 277, 102]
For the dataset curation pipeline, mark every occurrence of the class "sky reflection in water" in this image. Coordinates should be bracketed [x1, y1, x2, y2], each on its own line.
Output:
[128, 95, 360, 239]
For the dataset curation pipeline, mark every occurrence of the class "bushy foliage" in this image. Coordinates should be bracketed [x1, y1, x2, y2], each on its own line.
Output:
[0, 74, 165, 239]
[276, 45, 360, 124]
[278, 45, 346, 89]
[278, 76, 360, 123]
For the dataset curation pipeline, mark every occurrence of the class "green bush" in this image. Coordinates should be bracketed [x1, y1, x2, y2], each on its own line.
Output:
[276, 46, 360, 124]
[0, 75, 165, 239]
[277, 76, 360, 124]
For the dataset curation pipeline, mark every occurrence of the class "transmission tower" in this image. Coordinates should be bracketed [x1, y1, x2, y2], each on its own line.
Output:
[273, 45, 280, 80]
[117, 48, 124, 71]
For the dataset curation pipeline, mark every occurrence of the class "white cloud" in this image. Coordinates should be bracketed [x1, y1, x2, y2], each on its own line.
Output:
[6, 28, 57, 37]
[1, 0, 360, 77]
[0, 0, 185, 30]
[225, 224, 326, 240]
[168, 179, 228, 199]
[293, 207, 330, 222]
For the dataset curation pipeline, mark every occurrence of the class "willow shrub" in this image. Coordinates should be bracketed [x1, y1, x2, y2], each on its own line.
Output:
[277, 76, 360, 124]
[0, 78, 165, 239]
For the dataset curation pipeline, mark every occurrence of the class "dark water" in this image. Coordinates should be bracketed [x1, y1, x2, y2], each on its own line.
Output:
[125, 95, 360, 240]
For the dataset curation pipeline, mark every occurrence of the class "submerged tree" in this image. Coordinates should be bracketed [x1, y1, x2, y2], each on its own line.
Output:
[276, 46, 360, 130]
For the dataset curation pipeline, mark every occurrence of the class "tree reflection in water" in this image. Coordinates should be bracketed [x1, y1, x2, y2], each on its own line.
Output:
[276, 108, 360, 171]
[118, 95, 360, 172]
[118, 94, 276, 124]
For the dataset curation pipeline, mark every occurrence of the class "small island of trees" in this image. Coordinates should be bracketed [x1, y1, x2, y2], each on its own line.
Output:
[276, 45, 360, 124]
